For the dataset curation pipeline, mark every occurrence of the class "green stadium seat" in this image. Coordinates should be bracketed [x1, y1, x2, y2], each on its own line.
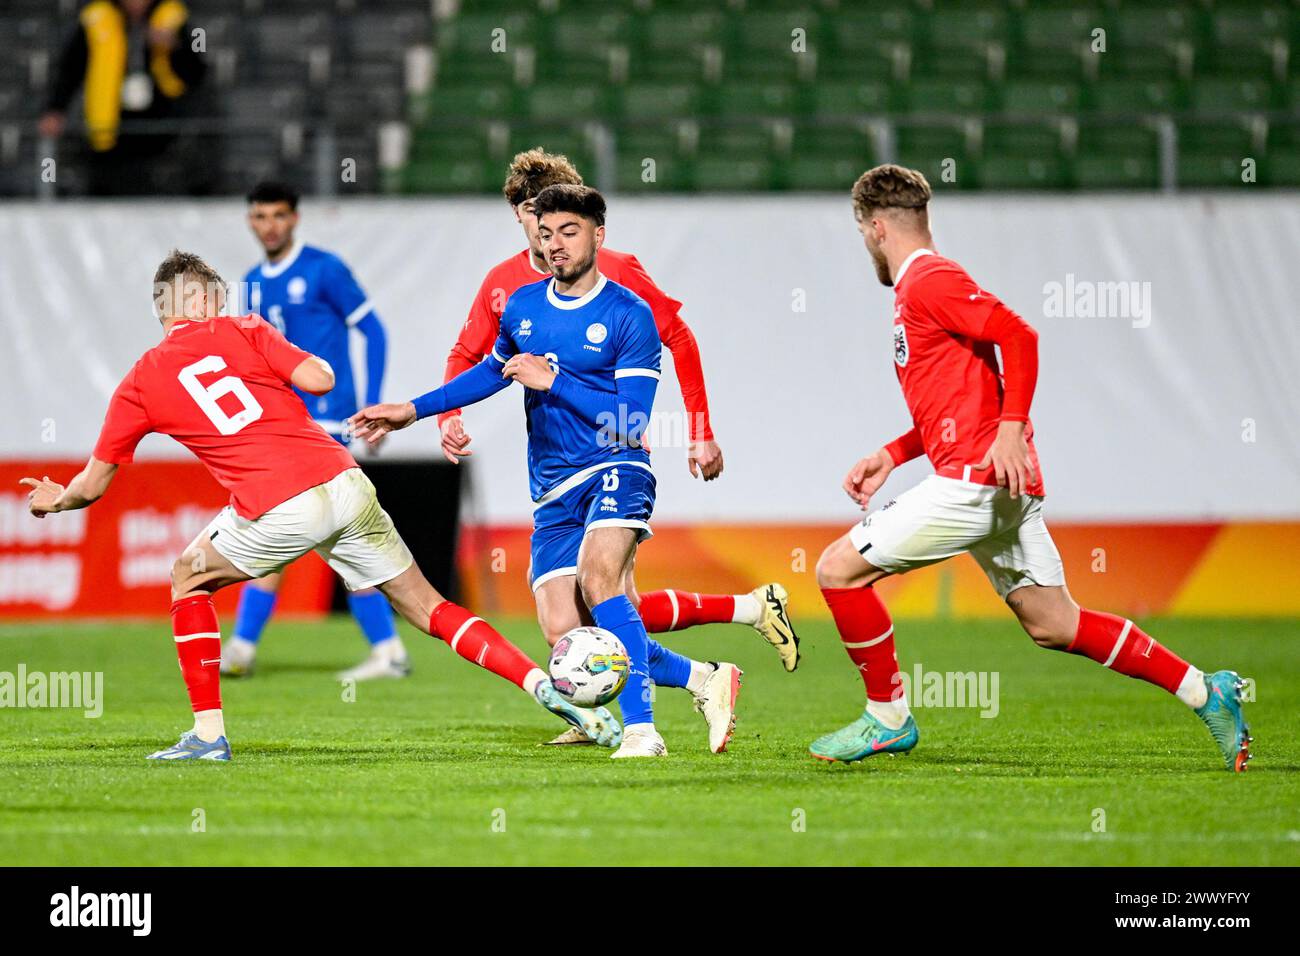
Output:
[1189, 77, 1275, 114]
[711, 82, 798, 118]
[1005, 48, 1088, 81]
[698, 125, 776, 157]
[906, 79, 989, 114]
[542, 9, 634, 53]
[401, 157, 499, 194]
[507, 124, 593, 170]
[817, 40, 901, 82]
[1020, 5, 1105, 55]
[784, 154, 871, 191]
[533, 49, 614, 85]
[925, 2, 1012, 55]
[640, 10, 727, 56]
[731, 9, 821, 55]
[524, 83, 609, 122]
[1264, 122, 1300, 186]
[832, 8, 915, 51]
[810, 80, 894, 117]
[1177, 122, 1256, 188]
[1074, 124, 1162, 190]
[999, 80, 1082, 115]
[1095, 45, 1184, 80]
[616, 82, 703, 121]
[436, 48, 518, 87]
[417, 83, 517, 121]
[692, 156, 776, 191]
[1209, 5, 1290, 49]
[1110, 5, 1203, 51]
[896, 122, 972, 189]
[983, 121, 1063, 157]
[409, 125, 496, 163]
[976, 154, 1069, 190]
[724, 48, 806, 83]
[1086, 78, 1183, 114]
[910, 47, 993, 80]
[438, 12, 540, 55]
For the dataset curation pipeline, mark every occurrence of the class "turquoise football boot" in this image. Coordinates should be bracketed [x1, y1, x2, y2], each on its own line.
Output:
[810, 709, 919, 763]
[534, 678, 623, 749]
[147, 731, 231, 762]
[1194, 670, 1252, 772]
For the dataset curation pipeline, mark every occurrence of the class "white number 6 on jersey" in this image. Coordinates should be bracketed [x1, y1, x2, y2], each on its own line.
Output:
[544, 351, 560, 374]
[602, 468, 620, 491]
[178, 355, 264, 435]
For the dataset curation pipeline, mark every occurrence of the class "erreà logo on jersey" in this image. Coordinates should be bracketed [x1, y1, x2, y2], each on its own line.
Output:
[599, 496, 618, 513]
[518, 318, 532, 337]
[893, 323, 909, 367]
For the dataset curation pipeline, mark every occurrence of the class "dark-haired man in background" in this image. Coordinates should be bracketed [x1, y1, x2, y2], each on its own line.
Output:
[220, 181, 402, 682]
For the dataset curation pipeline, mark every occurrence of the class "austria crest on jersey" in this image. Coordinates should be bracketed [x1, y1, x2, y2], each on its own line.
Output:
[894, 322, 909, 367]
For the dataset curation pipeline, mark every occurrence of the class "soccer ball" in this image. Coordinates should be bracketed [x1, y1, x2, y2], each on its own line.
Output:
[548, 626, 630, 707]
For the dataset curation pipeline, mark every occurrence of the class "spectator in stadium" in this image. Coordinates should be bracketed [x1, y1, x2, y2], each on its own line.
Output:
[39, 0, 206, 196]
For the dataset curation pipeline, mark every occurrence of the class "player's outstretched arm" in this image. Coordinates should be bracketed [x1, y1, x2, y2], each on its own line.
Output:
[350, 357, 513, 446]
[20, 457, 118, 517]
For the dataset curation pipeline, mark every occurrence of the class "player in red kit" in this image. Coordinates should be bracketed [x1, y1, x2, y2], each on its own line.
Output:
[808, 166, 1251, 772]
[19, 251, 619, 760]
[439, 149, 800, 745]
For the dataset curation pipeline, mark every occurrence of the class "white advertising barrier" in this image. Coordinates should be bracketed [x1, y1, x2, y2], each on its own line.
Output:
[1, 194, 1297, 522]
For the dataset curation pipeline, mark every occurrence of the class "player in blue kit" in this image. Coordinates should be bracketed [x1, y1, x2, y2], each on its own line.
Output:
[350, 185, 742, 758]
[220, 181, 407, 683]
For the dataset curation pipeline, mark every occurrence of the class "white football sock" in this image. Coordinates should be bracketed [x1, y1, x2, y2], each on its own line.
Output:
[624, 722, 657, 736]
[373, 635, 407, 661]
[866, 696, 911, 730]
[1175, 666, 1208, 709]
[732, 593, 762, 626]
[686, 660, 716, 694]
[523, 667, 546, 696]
[193, 708, 225, 743]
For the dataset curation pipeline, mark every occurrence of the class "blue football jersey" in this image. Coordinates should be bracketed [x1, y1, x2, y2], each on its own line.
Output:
[494, 275, 662, 500]
[244, 243, 374, 433]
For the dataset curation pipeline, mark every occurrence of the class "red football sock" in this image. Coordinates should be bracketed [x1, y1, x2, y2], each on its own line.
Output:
[1067, 608, 1190, 694]
[821, 586, 901, 702]
[171, 594, 222, 713]
[637, 590, 737, 632]
[429, 601, 540, 691]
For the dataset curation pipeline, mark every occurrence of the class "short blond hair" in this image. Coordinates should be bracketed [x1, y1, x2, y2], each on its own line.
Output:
[502, 148, 583, 206]
[852, 164, 932, 222]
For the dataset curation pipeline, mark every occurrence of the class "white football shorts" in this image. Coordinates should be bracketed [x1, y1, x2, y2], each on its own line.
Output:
[203, 467, 414, 591]
[847, 475, 1066, 599]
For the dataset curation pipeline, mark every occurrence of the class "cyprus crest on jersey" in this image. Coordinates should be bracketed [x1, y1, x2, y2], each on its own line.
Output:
[893, 323, 909, 367]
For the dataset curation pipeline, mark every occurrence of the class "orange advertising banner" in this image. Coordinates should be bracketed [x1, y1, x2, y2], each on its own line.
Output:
[0, 460, 334, 619]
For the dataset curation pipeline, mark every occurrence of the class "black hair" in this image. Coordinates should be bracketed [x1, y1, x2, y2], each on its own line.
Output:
[246, 180, 300, 210]
[532, 183, 606, 227]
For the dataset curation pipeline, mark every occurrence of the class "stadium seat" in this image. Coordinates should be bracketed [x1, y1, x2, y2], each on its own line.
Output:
[810, 80, 895, 117]
[1074, 124, 1162, 190]
[999, 80, 1082, 115]
[905, 80, 990, 115]
[1263, 122, 1300, 186]
[617, 83, 704, 121]
[1176, 121, 1257, 188]
[787, 124, 876, 191]
[1086, 78, 1184, 115]
[895, 122, 973, 189]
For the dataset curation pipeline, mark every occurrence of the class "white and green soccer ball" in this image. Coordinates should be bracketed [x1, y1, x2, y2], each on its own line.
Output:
[547, 626, 630, 707]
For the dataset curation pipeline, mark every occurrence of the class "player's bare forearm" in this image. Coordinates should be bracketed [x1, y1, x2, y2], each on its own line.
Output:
[20, 458, 117, 516]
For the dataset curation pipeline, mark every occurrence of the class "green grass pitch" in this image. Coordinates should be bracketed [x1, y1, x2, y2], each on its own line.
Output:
[1, 615, 1296, 866]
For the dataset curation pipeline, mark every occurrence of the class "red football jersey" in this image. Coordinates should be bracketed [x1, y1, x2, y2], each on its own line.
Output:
[93, 315, 357, 519]
[440, 247, 715, 441]
[891, 251, 1045, 495]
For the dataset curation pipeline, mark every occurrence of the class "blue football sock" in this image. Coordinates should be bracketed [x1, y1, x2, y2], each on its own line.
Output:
[646, 638, 692, 689]
[347, 590, 398, 647]
[591, 595, 653, 726]
[232, 583, 277, 645]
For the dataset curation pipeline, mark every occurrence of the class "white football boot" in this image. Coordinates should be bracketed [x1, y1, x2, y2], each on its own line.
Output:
[544, 727, 595, 745]
[610, 726, 668, 759]
[692, 662, 743, 753]
[337, 637, 412, 682]
[751, 583, 800, 672]
[219, 637, 257, 677]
